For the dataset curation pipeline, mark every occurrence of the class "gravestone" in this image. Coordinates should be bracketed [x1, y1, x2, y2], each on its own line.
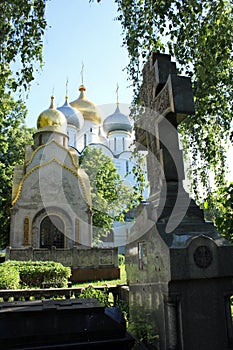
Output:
[126, 53, 233, 350]
[0, 298, 135, 349]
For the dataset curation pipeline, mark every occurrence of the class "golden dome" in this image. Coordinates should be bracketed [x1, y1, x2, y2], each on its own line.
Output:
[37, 96, 67, 131]
[70, 85, 101, 124]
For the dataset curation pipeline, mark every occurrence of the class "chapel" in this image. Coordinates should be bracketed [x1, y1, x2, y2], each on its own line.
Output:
[9, 82, 144, 253]
[10, 95, 92, 250]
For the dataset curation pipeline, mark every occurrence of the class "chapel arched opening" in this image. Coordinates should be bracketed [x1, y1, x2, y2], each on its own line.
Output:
[40, 215, 65, 248]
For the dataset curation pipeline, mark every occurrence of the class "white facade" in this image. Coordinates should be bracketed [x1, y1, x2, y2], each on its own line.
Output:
[57, 86, 148, 250]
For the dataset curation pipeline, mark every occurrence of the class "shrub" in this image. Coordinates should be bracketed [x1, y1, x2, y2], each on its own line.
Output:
[118, 254, 125, 266]
[79, 285, 110, 307]
[0, 265, 20, 289]
[2, 261, 71, 288]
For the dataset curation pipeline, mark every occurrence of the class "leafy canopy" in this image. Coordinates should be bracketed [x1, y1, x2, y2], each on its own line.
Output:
[205, 182, 233, 243]
[0, 1, 47, 248]
[80, 146, 145, 243]
[114, 0, 233, 198]
[0, 0, 47, 93]
[0, 93, 34, 249]
[91, 0, 233, 238]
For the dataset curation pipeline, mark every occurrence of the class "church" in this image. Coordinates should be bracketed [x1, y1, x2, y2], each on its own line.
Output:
[9, 81, 146, 261]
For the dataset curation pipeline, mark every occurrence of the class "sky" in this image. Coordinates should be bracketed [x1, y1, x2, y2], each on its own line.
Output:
[25, 0, 133, 128]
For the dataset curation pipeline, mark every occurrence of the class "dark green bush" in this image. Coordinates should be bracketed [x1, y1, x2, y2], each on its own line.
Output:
[0, 265, 20, 289]
[2, 261, 71, 288]
[118, 254, 125, 266]
[79, 285, 110, 307]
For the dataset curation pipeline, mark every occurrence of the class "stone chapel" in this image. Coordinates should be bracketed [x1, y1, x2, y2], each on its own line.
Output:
[10, 95, 92, 250]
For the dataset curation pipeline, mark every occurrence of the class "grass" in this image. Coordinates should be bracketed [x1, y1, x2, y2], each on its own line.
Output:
[72, 264, 127, 288]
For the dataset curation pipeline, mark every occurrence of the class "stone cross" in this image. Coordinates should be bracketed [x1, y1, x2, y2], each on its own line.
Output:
[127, 53, 233, 350]
[137, 53, 195, 196]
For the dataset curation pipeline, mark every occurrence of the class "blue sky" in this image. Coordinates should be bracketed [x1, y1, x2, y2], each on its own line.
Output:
[25, 0, 133, 127]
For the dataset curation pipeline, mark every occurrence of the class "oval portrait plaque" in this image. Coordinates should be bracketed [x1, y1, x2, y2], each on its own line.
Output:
[193, 245, 213, 268]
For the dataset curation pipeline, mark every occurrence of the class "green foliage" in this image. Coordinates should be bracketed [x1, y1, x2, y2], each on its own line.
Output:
[0, 0, 47, 93]
[1, 260, 71, 288]
[128, 304, 159, 348]
[118, 254, 125, 266]
[0, 264, 20, 290]
[80, 146, 144, 243]
[0, 93, 34, 248]
[79, 285, 110, 307]
[113, 0, 233, 211]
[204, 182, 233, 243]
[0, 0, 46, 248]
[128, 150, 148, 204]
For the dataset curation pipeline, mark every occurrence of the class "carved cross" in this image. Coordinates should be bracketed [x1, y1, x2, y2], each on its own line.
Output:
[137, 53, 195, 195]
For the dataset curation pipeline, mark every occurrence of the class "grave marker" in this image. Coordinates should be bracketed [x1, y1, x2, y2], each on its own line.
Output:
[126, 53, 233, 350]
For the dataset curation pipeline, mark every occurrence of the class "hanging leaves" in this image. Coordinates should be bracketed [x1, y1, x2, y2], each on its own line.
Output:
[80, 146, 146, 243]
[113, 0, 232, 207]
[0, 93, 34, 248]
[0, 0, 47, 93]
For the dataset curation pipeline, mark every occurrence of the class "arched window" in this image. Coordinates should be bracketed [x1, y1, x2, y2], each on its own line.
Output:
[84, 134, 87, 148]
[23, 217, 29, 245]
[40, 215, 64, 248]
[122, 137, 125, 151]
[39, 134, 43, 146]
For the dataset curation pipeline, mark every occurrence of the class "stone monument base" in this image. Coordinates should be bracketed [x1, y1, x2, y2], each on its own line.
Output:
[71, 267, 120, 282]
[6, 246, 120, 282]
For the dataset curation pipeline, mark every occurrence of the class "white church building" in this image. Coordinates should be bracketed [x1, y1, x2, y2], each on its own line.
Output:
[57, 83, 148, 251]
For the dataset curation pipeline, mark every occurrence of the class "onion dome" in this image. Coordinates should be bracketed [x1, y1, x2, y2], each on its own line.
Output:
[103, 105, 132, 134]
[57, 96, 84, 130]
[70, 85, 101, 124]
[37, 96, 67, 133]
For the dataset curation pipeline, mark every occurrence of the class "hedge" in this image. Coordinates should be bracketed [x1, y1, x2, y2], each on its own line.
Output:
[0, 261, 71, 289]
[0, 265, 20, 290]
